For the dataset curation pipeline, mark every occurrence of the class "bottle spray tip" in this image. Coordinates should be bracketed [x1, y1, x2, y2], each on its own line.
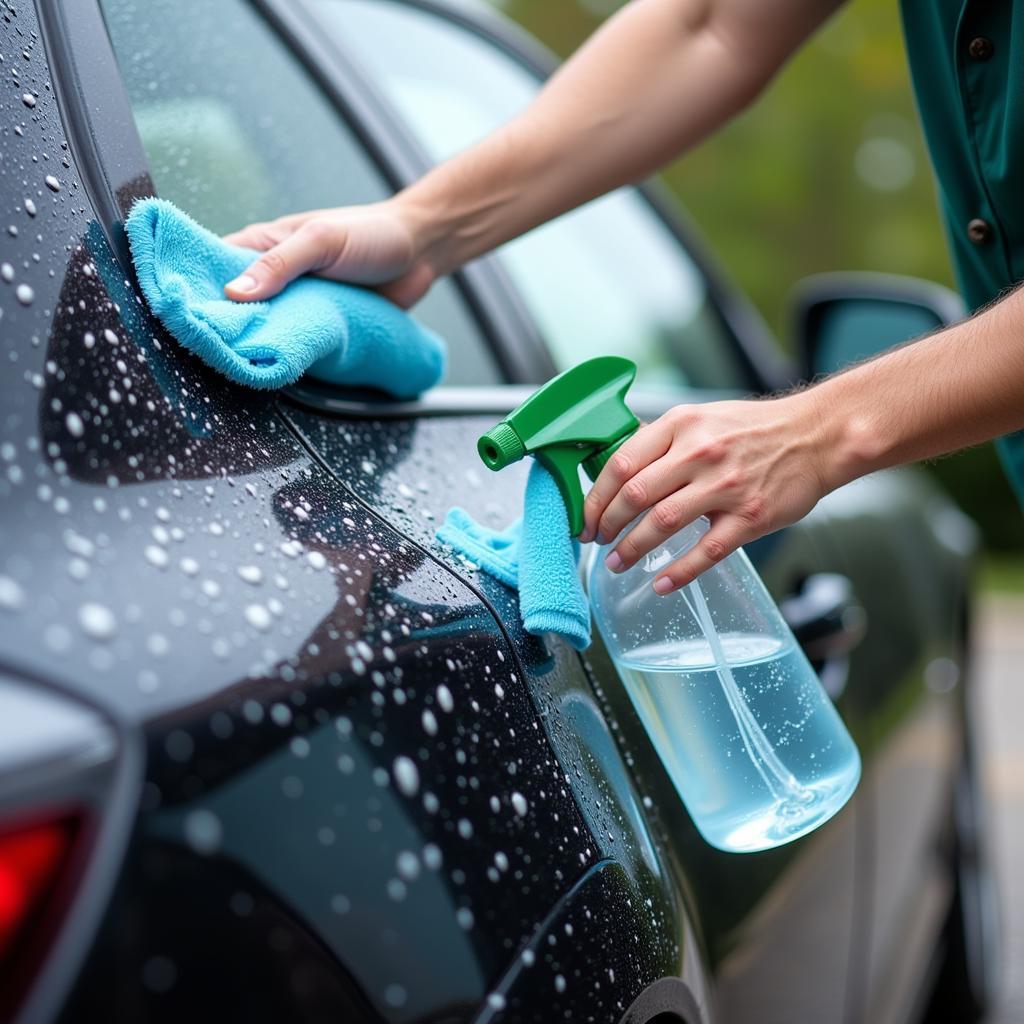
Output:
[478, 421, 525, 470]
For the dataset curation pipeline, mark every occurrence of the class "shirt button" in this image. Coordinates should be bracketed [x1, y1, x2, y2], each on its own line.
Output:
[968, 36, 994, 60]
[967, 218, 993, 244]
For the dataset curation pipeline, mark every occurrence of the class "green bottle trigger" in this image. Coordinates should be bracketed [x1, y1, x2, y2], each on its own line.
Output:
[477, 356, 640, 537]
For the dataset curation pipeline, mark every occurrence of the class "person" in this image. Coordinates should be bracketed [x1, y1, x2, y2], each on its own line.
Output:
[223, 0, 1024, 595]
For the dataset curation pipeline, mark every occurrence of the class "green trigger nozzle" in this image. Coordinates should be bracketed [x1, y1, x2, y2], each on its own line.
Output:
[477, 356, 640, 537]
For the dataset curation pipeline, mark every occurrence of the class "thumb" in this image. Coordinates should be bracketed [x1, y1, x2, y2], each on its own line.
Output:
[225, 222, 339, 301]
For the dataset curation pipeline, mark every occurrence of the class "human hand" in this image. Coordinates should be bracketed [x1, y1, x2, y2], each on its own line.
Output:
[580, 393, 833, 593]
[223, 198, 435, 308]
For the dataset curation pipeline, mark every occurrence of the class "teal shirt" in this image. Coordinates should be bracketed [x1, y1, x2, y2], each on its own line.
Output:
[900, 0, 1024, 502]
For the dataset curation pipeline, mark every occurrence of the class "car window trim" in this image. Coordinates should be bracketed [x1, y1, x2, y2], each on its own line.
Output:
[36, 0, 155, 267]
[284, 378, 743, 422]
[349, 0, 795, 393]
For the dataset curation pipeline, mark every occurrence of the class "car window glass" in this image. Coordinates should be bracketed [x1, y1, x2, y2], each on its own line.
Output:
[98, 0, 502, 386]
[317, 0, 748, 391]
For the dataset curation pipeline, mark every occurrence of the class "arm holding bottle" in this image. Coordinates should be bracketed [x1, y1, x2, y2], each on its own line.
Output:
[582, 287, 1024, 593]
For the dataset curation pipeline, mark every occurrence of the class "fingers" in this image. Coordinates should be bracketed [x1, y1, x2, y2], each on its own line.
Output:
[649, 516, 749, 594]
[223, 223, 278, 249]
[223, 208, 327, 248]
[603, 486, 710, 572]
[225, 221, 341, 301]
[580, 421, 673, 543]
[593, 457, 693, 547]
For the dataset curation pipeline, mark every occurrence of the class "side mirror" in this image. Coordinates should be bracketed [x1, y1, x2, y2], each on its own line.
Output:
[791, 272, 966, 379]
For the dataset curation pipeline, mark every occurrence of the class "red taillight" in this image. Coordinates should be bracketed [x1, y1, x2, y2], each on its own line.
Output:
[0, 817, 76, 962]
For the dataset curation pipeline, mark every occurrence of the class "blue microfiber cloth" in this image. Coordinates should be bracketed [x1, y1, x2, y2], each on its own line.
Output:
[437, 463, 591, 650]
[124, 198, 446, 396]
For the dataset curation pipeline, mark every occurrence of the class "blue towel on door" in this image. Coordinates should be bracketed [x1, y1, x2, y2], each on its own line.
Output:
[437, 463, 591, 650]
[124, 198, 446, 395]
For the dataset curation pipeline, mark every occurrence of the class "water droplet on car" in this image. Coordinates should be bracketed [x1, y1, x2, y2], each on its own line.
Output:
[0, 576, 26, 611]
[511, 791, 528, 817]
[21, 92, 35, 108]
[0, 263, 12, 282]
[396, 850, 420, 881]
[15, 283, 33, 305]
[456, 907, 474, 930]
[421, 709, 438, 736]
[393, 756, 420, 797]
[65, 412, 84, 438]
[44, 174, 60, 193]
[78, 601, 116, 640]
[184, 809, 222, 855]
[145, 545, 169, 569]
[24, 198, 35, 217]
[237, 565, 262, 585]
[147, 633, 169, 657]
[245, 603, 272, 632]
[436, 684, 454, 713]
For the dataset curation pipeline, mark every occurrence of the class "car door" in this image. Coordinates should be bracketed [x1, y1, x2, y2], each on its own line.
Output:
[283, 2, 865, 1021]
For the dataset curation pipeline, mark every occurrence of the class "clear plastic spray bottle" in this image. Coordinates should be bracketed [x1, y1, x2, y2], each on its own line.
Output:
[478, 357, 860, 853]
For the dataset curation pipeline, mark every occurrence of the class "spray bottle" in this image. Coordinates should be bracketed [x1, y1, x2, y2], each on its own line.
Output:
[478, 356, 860, 853]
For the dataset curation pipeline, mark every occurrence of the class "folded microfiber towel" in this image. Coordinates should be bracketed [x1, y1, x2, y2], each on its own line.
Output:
[437, 463, 590, 650]
[125, 197, 446, 396]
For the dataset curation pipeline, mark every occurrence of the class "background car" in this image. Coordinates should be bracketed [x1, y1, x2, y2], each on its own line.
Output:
[0, 0, 996, 1022]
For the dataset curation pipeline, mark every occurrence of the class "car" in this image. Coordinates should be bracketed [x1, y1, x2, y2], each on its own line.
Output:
[0, 0, 999, 1022]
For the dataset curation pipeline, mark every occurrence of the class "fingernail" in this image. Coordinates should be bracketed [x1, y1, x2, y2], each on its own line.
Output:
[579, 527, 593, 544]
[595, 532, 608, 547]
[605, 550, 624, 573]
[653, 577, 674, 594]
[227, 273, 257, 293]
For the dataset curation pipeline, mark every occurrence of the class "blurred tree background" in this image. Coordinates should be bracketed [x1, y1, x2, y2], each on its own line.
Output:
[484, 0, 1022, 553]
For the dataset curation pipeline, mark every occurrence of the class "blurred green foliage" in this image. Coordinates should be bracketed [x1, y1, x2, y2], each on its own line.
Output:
[487, 0, 1023, 551]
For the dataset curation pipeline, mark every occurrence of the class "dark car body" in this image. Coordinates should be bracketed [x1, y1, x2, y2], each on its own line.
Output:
[0, 1, 993, 1022]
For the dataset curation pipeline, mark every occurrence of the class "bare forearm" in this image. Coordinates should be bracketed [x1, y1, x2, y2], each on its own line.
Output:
[401, 0, 842, 275]
[810, 286, 1024, 489]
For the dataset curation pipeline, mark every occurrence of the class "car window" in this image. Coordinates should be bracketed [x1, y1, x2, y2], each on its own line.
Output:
[315, 0, 748, 391]
[98, 0, 503, 387]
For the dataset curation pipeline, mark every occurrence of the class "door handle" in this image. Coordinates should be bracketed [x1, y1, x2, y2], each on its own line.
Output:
[779, 573, 867, 692]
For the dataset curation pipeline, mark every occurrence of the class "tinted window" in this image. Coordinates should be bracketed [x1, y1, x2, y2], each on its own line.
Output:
[99, 0, 502, 386]
[317, 0, 748, 390]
